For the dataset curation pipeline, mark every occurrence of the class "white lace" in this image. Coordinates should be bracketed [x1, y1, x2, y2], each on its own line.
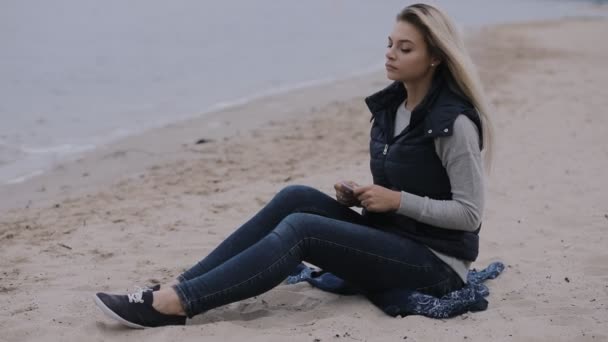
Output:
[127, 287, 146, 304]
[134, 285, 154, 293]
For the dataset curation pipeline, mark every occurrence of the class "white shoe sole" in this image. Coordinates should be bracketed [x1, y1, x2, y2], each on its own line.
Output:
[94, 294, 146, 329]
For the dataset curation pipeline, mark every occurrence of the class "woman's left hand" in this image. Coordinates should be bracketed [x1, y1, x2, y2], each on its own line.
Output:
[352, 184, 401, 213]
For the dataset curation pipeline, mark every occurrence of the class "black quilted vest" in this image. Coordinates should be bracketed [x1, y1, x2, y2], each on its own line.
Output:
[362, 71, 484, 261]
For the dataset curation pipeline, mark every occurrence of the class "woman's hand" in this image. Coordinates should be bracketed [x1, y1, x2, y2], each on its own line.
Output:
[352, 184, 401, 212]
[333, 180, 362, 207]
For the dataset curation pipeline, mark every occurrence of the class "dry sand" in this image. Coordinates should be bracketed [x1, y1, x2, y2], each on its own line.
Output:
[1, 16, 607, 342]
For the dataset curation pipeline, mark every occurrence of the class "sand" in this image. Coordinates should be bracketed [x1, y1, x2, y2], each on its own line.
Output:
[1, 16, 607, 342]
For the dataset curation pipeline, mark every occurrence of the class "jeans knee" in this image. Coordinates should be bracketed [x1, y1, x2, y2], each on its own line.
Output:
[274, 184, 321, 203]
[278, 184, 316, 196]
[274, 212, 312, 240]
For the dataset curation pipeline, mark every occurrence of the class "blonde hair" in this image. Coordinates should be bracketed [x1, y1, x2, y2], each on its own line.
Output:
[398, 3, 495, 173]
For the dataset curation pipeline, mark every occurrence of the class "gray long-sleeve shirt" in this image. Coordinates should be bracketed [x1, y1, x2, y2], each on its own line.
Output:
[392, 101, 485, 283]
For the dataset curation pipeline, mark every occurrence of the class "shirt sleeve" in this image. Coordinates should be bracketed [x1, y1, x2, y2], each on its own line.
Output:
[395, 114, 485, 232]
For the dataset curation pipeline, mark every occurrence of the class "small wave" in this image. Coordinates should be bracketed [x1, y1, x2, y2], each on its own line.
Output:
[207, 62, 383, 113]
[0, 143, 96, 185]
[20, 143, 96, 155]
[5, 170, 44, 185]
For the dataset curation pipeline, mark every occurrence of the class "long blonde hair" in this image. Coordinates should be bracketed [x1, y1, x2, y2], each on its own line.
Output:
[398, 3, 495, 173]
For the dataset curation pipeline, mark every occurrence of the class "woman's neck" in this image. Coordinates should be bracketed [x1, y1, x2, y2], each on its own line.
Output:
[402, 73, 434, 112]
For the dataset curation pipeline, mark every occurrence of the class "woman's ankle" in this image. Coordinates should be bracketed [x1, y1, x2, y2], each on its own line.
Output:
[152, 288, 187, 316]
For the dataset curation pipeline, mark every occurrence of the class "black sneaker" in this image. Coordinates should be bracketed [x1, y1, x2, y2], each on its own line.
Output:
[94, 288, 186, 328]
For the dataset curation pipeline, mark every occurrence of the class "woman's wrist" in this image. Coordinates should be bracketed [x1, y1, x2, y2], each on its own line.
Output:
[392, 190, 402, 212]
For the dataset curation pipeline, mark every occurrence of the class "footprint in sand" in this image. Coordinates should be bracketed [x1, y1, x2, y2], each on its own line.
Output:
[188, 288, 326, 327]
[11, 303, 38, 315]
[0, 285, 17, 293]
[90, 248, 115, 261]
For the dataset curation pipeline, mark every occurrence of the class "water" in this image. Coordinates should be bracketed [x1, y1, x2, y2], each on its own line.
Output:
[0, 0, 602, 184]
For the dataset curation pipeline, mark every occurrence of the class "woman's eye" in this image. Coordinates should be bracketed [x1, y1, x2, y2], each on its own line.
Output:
[401, 49, 411, 53]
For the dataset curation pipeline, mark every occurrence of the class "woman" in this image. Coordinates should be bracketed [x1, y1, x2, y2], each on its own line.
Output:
[94, 3, 494, 328]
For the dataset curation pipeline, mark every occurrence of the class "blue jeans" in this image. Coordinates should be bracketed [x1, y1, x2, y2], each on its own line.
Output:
[173, 185, 463, 317]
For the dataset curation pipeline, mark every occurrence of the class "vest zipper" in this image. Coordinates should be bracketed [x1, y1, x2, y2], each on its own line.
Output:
[383, 144, 388, 155]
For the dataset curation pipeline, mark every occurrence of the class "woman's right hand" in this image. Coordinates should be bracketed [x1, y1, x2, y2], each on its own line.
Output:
[333, 180, 362, 207]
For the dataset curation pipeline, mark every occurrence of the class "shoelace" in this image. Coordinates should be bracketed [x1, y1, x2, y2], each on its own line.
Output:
[126, 287, 148, 304]
[134, 285, 154, 293]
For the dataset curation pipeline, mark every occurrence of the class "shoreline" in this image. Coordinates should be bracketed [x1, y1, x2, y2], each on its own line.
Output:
[0, 61, 385, 186]
[0, 68, 389, 213]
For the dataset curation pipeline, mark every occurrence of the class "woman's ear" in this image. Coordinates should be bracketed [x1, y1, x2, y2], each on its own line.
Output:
[430, 57, 442, 67]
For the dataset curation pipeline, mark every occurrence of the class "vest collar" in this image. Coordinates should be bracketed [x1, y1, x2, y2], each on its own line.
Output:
[365, 71, 443, 115]
[364, 70, 476, 140]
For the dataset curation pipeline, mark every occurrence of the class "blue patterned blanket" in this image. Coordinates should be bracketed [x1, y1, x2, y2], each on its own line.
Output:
[284, 261, 505, 318]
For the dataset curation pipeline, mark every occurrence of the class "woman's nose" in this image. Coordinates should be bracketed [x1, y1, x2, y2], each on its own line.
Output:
[385, 48, 395, 61]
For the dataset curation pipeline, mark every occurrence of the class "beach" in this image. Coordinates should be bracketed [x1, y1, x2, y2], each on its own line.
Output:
[1, 14, 608, 342]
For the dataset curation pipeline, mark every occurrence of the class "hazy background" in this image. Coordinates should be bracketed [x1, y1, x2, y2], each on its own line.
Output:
[0, 0, 603, 184]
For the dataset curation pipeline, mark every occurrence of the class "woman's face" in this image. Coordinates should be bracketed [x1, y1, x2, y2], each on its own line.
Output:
[385, 20, 437, 82]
